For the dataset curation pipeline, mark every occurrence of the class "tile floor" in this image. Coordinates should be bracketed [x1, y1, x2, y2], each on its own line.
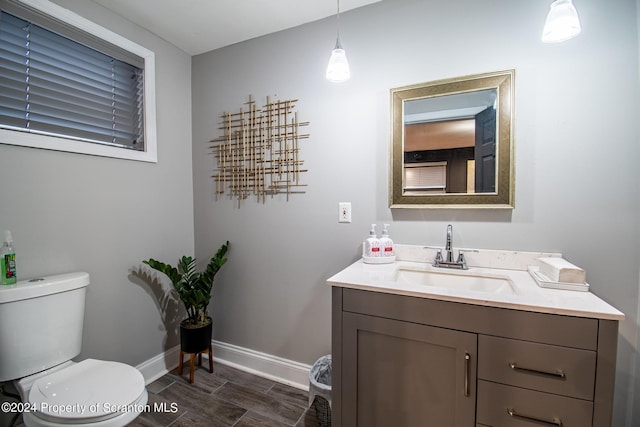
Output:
[127, 363, 324, 426]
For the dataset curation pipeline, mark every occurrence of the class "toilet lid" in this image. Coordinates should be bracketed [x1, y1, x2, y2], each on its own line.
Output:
[28, 359, 145, 423]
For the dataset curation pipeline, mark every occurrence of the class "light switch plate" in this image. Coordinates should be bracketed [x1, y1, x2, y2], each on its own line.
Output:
[339, 202, 352, 223]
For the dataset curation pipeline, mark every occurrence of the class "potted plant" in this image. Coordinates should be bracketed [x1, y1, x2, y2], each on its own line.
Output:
[143, 241, 229, 354]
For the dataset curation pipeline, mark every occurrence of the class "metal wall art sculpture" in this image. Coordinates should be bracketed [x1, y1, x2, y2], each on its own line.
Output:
[210, 96, 310, 206]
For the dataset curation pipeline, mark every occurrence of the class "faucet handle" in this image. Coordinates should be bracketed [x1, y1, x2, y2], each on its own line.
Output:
[458, 249, 479, 254]
[456, 249, 479, 266]
[423, 246, 443, 264]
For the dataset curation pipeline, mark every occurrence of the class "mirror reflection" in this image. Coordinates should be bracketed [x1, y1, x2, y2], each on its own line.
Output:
[390, 70, 514, 208]
[403, 89, 496, 194]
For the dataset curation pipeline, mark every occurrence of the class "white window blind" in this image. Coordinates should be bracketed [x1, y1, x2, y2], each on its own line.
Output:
[0, 6, 145, 151]
[404, 162, 447, 191]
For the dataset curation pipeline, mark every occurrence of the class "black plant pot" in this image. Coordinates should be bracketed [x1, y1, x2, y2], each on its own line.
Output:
[180, 317, 212, 354]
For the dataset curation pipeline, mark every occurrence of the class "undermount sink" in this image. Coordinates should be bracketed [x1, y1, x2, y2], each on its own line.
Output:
[395, 267, 516, 295]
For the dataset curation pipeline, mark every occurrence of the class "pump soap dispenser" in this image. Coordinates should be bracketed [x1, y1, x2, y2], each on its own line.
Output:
[380, 224, 395, 259]
[362, 224, 380, 260]
[362, 224, 395, 264]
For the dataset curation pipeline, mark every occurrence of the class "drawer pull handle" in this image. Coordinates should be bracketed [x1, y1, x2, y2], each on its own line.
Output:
[507, 408, 563, 426]
[464, 353, 470, 397]
[508, 362, 566, 379]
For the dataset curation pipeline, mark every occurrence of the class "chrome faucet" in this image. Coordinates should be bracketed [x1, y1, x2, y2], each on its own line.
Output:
[425, 224, 476, 270]
[444, 224, 454, 263]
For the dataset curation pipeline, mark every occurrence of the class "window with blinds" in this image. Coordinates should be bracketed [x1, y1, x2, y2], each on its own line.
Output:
[0, 0, 157, 162]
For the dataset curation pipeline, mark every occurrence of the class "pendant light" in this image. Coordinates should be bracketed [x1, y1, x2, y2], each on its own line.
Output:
[326, 0, 350, 82]
[542, 0, 582, 43]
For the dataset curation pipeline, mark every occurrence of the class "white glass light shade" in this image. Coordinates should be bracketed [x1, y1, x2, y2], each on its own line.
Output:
[542, 0, 581, 43]
[326, 42, 350, 82]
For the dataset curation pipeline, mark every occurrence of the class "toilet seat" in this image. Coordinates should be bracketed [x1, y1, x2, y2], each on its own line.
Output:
[24, 359, 147, 426]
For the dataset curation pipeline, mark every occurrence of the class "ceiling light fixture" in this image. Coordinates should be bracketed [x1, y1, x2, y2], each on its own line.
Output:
[542, 0, 582, 43]
[326, 0, 350, 82]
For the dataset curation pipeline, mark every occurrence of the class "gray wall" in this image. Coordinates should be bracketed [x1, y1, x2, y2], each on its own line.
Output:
[192, 0, 640, 424]
[0, 0, 194, 365]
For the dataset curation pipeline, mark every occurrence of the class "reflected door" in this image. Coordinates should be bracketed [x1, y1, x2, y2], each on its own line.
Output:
[474, 106, 496, 193]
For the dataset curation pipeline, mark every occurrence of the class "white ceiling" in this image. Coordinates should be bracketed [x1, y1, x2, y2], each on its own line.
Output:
[91, 0, 381, 56]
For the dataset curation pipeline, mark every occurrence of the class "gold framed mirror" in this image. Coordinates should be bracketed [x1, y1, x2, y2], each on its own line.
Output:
[390, 70, 514, 208]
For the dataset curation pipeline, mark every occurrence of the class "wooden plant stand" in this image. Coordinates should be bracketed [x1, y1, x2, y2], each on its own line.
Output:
[178, 344, 213, 384]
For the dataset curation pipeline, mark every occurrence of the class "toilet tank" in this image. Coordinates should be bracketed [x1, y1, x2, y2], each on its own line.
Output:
[0, 272, 89, 382]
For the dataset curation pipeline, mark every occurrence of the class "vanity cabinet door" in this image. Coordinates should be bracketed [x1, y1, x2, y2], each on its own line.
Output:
[342, 312, 477, 427]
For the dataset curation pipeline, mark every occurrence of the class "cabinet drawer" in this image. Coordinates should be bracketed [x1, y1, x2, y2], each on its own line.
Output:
[478, 335, 596, 400]
[477, 380, 593, 427]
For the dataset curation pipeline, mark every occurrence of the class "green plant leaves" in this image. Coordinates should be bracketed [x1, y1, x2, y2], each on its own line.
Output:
[142, 241, 230, 326]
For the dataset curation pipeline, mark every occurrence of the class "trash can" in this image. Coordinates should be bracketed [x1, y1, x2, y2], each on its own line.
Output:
[309, 354, 332, 427]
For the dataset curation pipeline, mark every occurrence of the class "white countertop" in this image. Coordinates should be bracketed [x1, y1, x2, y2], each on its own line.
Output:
[326, 245, 624, 321]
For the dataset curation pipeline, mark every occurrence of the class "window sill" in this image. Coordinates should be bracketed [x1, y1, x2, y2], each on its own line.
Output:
[0, 129, 157, 163]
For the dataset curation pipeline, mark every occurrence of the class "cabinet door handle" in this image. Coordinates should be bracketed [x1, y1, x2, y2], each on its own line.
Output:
[507, 408, 563, 426]
[508, 362, 566, 379]
[464, 353, 470, 397]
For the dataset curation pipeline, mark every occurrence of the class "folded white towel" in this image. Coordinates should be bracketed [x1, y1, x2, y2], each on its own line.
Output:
[538, 257, 586, 284]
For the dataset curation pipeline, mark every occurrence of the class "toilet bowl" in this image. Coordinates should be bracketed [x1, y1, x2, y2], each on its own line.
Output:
[15, 360, 148, 427]
[0, 273, 148, 426]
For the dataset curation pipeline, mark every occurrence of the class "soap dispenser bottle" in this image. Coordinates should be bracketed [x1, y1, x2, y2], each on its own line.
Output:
[1, 230, 16, 285]
[380, 224, 394, 257]
[363, 224, 381, 258]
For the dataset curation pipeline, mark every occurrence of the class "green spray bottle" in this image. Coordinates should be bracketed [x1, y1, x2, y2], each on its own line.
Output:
[1, 230, 16, 285]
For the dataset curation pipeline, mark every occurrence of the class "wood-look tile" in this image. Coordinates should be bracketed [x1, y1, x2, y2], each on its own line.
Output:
[295, 406, 320, 427]
[211, 363, 276, 393]
[234, 408, 319, 427]
[126, 416, 162, 427]
[214, 382, 305, 426]
[167, 365, 227, 393]
[131, 392, 186, 427]
[267, 382, 310, 409]
[145, 376, 175, 394]
[127, 362, 321, 427]
[234, 410, 294, 427]
[168, 410, 233, 427]
[158, 381, 246, 425]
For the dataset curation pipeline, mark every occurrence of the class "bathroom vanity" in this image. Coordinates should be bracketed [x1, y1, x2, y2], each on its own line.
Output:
[327, 245, 623, 427]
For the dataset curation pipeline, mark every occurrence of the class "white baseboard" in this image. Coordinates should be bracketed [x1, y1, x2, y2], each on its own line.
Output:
[135, 340, 312, 391]
[135, 345, 181, 385]
[212, 340, 312, 390]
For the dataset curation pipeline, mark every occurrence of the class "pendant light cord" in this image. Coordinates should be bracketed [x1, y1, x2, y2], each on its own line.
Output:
[337, 0, 341, 37]
[335, 0, 342, 47]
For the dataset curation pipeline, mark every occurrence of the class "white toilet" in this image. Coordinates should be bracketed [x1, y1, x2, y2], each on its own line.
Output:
[0, 272, 148, 426]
